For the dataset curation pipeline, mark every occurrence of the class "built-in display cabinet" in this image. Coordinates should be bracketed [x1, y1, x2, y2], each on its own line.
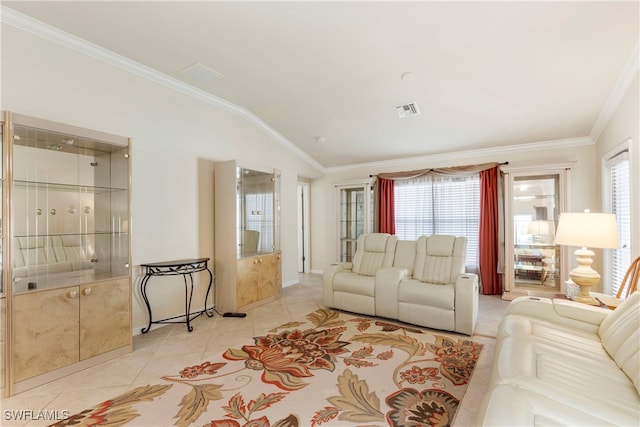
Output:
[1, 112, 132, 396]
[502, 164, 571, 300]
[214, 160, 281, 313]
[336, 180, 374, 262]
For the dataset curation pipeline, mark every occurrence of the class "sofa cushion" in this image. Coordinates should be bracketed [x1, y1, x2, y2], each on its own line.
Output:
[479, 384, 616, 426]
[598, 291, 640, 393]
[333, 272, 375, 297]
[398, 280, 455, 310]
[352, 233, 397, 276]
[392, 240, 416, 276]
[51, 235, 89, 263]
[491, 313, 640, 426]
[15, 236, 52, 266]
[413, 235, 458, 284]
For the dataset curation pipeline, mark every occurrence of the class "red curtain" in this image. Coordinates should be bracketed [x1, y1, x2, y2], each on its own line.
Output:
[377, 178, 395, 234]
[479, 166, 502, 294]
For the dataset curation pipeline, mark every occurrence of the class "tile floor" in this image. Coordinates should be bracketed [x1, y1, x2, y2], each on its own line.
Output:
[0, 273, 510, 426]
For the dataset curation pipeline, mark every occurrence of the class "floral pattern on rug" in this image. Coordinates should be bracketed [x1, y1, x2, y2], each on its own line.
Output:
[51, 309, 482, 427]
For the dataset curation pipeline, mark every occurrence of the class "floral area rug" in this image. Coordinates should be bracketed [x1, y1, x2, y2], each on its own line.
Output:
[52, 309, 482, 427]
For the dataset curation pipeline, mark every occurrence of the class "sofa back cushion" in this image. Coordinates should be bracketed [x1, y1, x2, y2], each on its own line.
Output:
[50, 235, 90, 262]
[599, 291, 640, 392]
[393, 240, 417, 276]
[412, 235, 466, 284]
[352, 233, 397, 276]
[14, 236, 52, 267]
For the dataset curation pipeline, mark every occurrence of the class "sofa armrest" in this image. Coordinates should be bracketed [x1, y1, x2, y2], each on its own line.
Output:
[454, 273, 479, 335]
[375, 267, 410, 318]
[323, 262, 352, 307]
[508, 296, 610, 331]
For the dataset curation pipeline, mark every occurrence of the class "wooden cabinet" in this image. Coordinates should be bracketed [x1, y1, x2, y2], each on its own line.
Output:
[502, 164, 571, 300]
[13, 286, 79, 383]
[237, 253, 281, 307]
[13, 279, 130, 384]
[2, 112, 132, 396]
[214, 160, 281, 312]
[79, 278, 130, 360]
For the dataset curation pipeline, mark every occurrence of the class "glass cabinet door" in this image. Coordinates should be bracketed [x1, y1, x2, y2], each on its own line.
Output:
[337, 182, 373, 262]
[10, 117, 130, 293]
[503, 166, 570, 299]
[236, 166, 279, 259]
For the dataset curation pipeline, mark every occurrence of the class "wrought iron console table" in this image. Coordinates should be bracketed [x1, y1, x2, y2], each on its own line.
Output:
[140, 258, 214, 333]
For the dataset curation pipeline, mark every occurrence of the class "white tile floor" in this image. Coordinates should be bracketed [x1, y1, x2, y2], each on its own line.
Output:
[0, 273, 509, 426]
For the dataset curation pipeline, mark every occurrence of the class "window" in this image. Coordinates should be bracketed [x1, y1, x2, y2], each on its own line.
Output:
[604, 149, 631, 296]
[394, 175, 480, 268]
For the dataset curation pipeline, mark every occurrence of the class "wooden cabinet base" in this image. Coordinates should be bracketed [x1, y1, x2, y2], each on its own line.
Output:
[236, 253, 281, 310]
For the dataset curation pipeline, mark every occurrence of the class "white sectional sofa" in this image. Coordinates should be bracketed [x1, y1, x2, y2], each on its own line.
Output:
[478, 292, 640, 426]
[323, 233, 479, 335]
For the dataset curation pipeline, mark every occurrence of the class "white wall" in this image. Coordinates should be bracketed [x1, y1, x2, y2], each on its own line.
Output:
[1, 25, 321, 333]
[594, 73, 640, 274]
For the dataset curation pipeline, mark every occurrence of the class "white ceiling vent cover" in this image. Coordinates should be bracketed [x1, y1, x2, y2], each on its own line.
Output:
[395, 102, 420, 118]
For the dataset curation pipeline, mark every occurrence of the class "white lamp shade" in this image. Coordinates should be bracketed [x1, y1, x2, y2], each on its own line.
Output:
[554, 212, 619, 249]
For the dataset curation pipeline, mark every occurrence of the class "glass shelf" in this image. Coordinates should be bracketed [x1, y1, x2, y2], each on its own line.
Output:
[7, 114, 131, 294]
[14, 180, 128, 193]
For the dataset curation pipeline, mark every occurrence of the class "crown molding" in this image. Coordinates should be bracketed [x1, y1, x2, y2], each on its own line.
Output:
[0, 6, 326, 172]
[0, 6, 621, 177]
[589, 40, 640, 141]
[324, 137, 594, 174]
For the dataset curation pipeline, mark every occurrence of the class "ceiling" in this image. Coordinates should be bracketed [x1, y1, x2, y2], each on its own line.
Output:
[3, 1, 639, 170]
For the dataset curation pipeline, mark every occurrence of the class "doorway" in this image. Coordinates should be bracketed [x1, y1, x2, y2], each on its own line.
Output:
[297, 181, 310, 273]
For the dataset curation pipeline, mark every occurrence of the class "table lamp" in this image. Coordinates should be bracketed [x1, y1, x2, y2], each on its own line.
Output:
[554, 210, 619, 305]
[527, 220, 555, 243]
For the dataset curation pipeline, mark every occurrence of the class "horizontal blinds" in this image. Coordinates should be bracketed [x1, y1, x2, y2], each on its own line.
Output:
[607, 152, 631, 296]
[394, 175, 480, 267]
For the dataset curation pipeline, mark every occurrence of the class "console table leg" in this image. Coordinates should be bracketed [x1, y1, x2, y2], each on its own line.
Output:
[184, 273, 195, 332]
[204, 267, 215, 317]
[140, 274, 153, 334]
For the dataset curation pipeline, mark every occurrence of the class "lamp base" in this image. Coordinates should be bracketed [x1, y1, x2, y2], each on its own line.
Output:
[569, 248, 601, 306]
[572, 291, 600, 306]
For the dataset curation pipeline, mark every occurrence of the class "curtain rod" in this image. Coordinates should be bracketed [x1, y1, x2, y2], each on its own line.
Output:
[369, 161, 509, 178]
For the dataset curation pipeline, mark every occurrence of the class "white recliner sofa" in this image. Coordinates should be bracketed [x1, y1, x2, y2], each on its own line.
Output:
[323, 233, 398, 316]
[324, 233, 479, 335]
[477, 292, 640, 426]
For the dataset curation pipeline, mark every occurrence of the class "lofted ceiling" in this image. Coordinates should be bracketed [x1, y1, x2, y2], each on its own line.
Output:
[3, 1, 639, 170]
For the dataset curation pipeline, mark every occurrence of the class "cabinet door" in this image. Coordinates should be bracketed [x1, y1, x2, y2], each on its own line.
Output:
[237, 257, 259, 307]
[337, 183, 373, 262]
[503, 166, 569, 300]
[80, 278, 131, 360]
[257, 254, 279, 301]
[13, 286, 79, 382]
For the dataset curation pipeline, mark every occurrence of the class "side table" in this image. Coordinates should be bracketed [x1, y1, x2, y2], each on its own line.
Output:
[140, 258, 214, 333]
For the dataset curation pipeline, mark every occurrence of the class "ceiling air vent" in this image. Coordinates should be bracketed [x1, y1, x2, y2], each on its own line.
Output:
[395, 102, 420, 118]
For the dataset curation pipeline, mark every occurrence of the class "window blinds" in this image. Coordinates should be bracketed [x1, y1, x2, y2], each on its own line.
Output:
[607, 151, 631, 296]
[394, 175, 480, 268]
